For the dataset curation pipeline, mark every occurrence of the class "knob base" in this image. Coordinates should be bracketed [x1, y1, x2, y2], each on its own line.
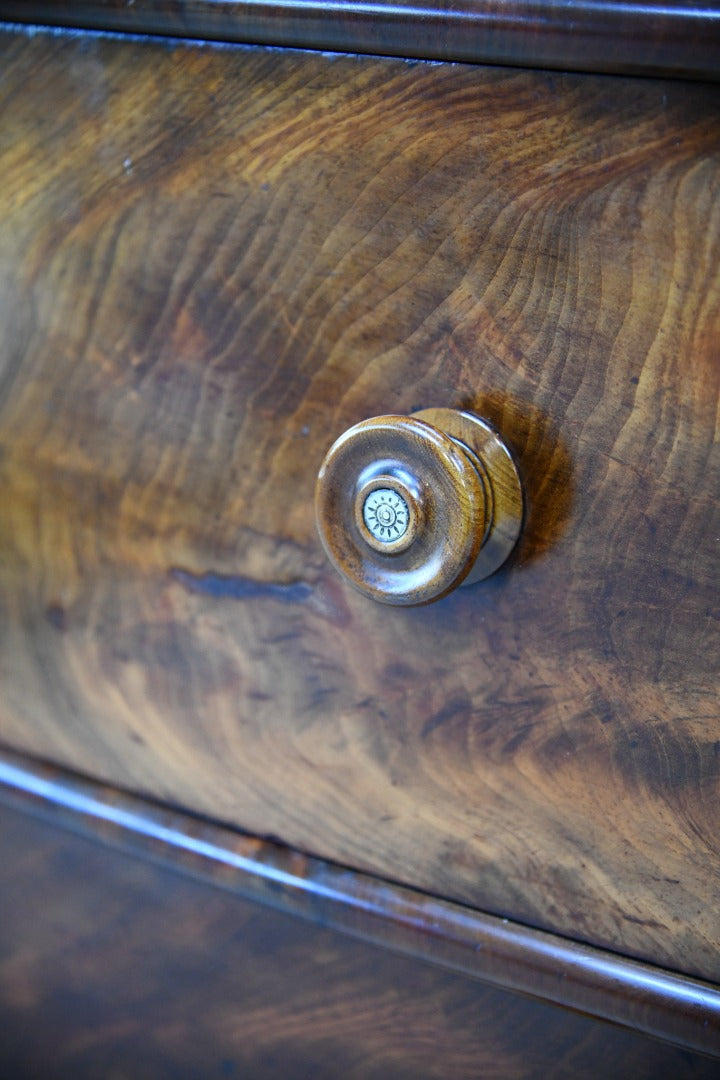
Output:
[412, 409, 523, 585]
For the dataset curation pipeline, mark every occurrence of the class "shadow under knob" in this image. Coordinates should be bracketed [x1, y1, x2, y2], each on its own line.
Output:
[315, 409, 523, 606]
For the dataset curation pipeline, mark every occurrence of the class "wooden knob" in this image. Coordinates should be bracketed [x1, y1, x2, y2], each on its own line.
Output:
[315, 408, 523, 606]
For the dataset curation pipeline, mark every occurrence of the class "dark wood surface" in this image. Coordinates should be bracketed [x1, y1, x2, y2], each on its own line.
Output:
[2, 0, 720, 79]
[4, 747, 720, 1058]
[1, 794, 719, 1077]
[0, 28, 719, 983]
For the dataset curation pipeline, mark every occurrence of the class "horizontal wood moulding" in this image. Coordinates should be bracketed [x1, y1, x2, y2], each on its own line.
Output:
[2, 0, 720, 79]
[2, 747, 720, 1060]
[4, 797, 719, 1079]
[0, 28, 719, 986]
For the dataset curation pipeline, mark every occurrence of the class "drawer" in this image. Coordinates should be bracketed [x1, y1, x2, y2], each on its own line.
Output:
[4, 799, 719, 1078]
[0, 27, 718, 983]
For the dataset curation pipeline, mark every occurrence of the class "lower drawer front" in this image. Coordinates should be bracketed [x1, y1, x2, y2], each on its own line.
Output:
[0, 29, 718, 980]
[1, 801, 717, 1078]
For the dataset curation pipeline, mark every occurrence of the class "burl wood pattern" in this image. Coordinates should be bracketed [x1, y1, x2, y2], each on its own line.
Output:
[2, 803, 719, 1079]
[0, 30, 719, 978]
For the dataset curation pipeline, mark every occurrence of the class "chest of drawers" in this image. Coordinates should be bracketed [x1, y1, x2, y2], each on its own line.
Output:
[0, 5, 719, 1073]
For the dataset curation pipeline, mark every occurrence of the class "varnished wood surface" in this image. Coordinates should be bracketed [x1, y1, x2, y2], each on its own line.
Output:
[315, 413, 492, 605]
[0, 29, 719, 981]
[2, 748, 720, 1058]
[3, 0, 720, 80]
[1, 798, 720, 1077]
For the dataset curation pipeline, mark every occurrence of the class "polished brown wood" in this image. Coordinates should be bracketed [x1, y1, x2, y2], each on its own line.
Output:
[2, 0, 720, 80]
[316, 409, 523, 604]
[5, 748, 720, 1057]
[0, 28, 719, 985]
[1, 760, 720, 1072]
[317, 414, 488, 605]
[414, 408, 524, 586]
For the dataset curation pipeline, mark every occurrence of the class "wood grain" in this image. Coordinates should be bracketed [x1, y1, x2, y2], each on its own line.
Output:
[2, 0, 720, 80]
[3, 747, 720, 1058]
[0, 28, 719, 982]
[2, 798, 720, 1078]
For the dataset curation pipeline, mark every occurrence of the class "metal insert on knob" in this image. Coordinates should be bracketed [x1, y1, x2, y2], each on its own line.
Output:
[355, 475, 420, 555]
[315, 408, 523, 606]
[362, 488, 408, 542]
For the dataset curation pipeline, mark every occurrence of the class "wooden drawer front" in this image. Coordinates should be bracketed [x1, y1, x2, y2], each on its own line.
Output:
[0, 29, 718, 980]
[5, 800, 719, 1078]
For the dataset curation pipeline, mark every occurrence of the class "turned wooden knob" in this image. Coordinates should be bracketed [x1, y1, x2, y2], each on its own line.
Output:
[315, 408, 523, 606]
